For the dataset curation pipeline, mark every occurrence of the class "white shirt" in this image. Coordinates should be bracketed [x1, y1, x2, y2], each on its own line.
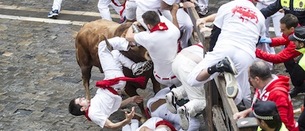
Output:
[213, 0, 266, 59]
[134, 16, 180, 78]
[136, 0, 161, 11]
[88, 89, 122, 128]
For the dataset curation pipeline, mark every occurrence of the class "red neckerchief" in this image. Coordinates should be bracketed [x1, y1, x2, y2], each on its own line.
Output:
[149, 22, 168, 32]
[85, 105, 91, 121]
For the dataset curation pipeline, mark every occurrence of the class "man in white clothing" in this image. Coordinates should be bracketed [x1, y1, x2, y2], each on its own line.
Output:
[165, 43, 206, 130]
[126, 11, 181, 87]
[135, 0, 194, 48]
[68, 37, 152, 129]
[191, 0, 266, 107]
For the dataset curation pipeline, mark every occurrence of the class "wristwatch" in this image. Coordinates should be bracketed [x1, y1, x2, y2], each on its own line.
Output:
[178, 2, 183, 8]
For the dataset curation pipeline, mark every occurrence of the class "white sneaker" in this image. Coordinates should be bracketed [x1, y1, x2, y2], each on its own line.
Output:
[178, 106, 189, 130]
[165, 91, 177, 113]
[131, 60, 153, 76]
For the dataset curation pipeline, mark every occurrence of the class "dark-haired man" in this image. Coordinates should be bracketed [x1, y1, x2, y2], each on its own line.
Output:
[126, 10, 181, 87]
[255, 14, 303, 97]
[233, 61, 298, 131]
[68, 37, 152, 129]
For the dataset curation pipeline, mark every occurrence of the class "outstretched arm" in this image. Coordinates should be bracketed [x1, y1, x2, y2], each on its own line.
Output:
[121, 95, 144, 107]
[104, 107, 136, 129]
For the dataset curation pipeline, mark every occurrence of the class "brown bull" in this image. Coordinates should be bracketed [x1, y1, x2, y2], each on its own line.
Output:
[75, 19, 160, 117]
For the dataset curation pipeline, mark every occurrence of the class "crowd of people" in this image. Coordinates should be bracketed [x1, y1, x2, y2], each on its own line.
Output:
[58, 0, 305, 130]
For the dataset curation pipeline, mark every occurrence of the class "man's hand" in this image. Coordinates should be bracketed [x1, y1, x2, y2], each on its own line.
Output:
[131, 95, 144, 103]
[233, 108, 251, 120]
[182, 1, 195, 8]
[196, 18, 207, 27]
[259, 37, 272, 44]
[125, 107, 135, 122]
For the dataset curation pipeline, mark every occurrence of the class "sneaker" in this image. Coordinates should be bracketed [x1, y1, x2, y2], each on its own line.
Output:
[178, 106, 190, 130]
[216, 57, 238, 75]
[224, 72, 239, 98]
[131, 60, 153, 76]
[165, 91, 177, 113]
[198, 8, 209, 16]
[289, 87, 305, 98]
[48, 10, 59, 19]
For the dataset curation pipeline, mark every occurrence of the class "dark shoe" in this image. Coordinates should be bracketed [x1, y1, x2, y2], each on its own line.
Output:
[290, 87, 305, 98]
[131, 60, 153, 76]
[216, 57, 238, 75]
[165, 91, 177, 113]
[198, 8, 209, 16]
[48, 10, 59, 19]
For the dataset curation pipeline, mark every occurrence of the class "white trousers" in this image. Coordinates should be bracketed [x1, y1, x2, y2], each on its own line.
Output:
[187, 45, 255, 105]
[171, 52, 206, 116]
[98, 0, 123, 21]
[98, 37, 136, 90]
[256, 3, 284, 37]
[51, 0, 63, 11]
[161, 9, 193, 49]
[125, 0, 137, 20]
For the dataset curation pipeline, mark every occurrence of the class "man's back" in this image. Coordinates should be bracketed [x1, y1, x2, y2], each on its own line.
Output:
[213, 0, 266, 58]
[134, 16, 180, 77]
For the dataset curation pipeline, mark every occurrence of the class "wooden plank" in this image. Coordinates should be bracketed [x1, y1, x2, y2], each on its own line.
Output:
[205, 82, 215, 131]
[237, 117, 258, 131]
[212, 105, 228, 131]
[214, 75, 240, 131]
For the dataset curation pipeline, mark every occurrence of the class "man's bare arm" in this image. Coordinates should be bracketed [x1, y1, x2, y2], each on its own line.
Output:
[104, 107, 136, 129]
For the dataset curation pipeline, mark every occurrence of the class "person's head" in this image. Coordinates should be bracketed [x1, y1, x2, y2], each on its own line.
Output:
[68, 97, 89, 116]
[248, 61, 272, 89]
[142, 11, 160, 30]
[155, 120, 177, 131]
[288, 26, 305, 49]
[280, 14, 299, 36]
[253, 101, 282, 130]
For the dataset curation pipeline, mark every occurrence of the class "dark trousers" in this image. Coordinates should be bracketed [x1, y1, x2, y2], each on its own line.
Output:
[208, 25, 221, 51]
[298, 97, 305, 131]
[284, 59, 305, 88]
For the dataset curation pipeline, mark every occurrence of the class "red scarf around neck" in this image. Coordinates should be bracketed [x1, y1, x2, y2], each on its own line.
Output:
[150, 22, 168, 32]
[85, 109, 91, 121]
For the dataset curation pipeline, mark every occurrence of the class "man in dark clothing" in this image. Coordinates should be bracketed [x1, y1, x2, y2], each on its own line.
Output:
[288, 26, 305, 131]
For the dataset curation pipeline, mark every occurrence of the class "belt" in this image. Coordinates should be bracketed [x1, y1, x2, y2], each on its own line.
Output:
[155, 74, 176, 80]
[150, 99, 166, 112]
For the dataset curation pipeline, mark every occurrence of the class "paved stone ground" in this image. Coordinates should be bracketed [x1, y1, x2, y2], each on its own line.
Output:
[0, 0, 303, 131]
